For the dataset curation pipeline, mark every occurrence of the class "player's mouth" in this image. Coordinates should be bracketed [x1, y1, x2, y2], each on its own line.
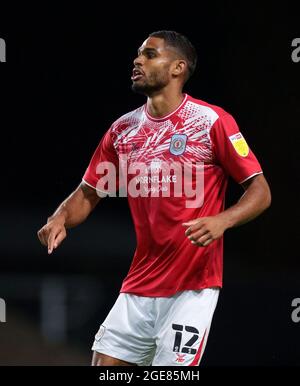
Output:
[131, 68, 145, 81]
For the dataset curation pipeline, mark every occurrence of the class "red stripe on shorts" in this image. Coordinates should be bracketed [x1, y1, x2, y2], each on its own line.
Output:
[189, 329, 207, 366]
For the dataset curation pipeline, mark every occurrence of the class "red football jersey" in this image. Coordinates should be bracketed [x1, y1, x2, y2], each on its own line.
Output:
[83, 94, 262, 297]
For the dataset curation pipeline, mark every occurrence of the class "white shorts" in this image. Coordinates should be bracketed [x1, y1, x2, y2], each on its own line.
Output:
[92, 288, 219, 366]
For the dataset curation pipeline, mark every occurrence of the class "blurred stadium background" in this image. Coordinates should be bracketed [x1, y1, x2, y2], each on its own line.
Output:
[0, 2, 299, 365]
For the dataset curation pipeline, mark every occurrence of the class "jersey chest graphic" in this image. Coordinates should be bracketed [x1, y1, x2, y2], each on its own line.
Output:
[114, 119, 213, 166]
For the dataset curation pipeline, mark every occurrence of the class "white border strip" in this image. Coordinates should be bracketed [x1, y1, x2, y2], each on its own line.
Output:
[145, 94, 188, 121]
[239, 171, 263, 184]
[82, 178, 109, 195]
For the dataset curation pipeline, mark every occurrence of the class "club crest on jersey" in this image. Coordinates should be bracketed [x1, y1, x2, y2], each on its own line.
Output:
[229, 132, 249, 157]
[169, 134, 187, 156]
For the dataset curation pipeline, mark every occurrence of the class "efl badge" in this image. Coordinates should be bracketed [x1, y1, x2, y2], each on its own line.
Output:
[169, 134, 187, 156]
[229, 132, 249, 157]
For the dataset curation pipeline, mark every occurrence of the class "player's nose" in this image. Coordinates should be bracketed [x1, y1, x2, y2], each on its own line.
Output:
[133, 55, 144, 67]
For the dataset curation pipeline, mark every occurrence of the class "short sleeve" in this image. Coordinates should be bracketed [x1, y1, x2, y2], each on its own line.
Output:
[210, 112, 263, 184]
[82, 128, 120, 192]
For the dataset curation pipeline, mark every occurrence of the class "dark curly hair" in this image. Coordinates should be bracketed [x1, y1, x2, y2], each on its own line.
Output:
[149, 30, 197, 82]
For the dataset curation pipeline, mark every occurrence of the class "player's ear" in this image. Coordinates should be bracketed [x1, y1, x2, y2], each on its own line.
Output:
[171, 59, 187, 77]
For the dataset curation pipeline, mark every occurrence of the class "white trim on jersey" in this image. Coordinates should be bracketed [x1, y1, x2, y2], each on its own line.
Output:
[82, 178, 109, 195]
[145, 94, 188, 121]
[239, 171, 263, 184]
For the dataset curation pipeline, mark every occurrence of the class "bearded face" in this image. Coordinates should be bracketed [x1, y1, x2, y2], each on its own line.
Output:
[131, 37, 178, 96]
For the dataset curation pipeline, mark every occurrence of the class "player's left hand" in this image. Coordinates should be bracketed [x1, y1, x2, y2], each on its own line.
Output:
[182, 216, 228, 247]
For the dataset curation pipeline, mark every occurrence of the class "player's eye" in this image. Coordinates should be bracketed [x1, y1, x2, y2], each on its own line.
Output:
[146, 52, 156, 58]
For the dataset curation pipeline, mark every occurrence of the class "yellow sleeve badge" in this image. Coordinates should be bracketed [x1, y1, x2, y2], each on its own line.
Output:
[229, 132, 249, 157]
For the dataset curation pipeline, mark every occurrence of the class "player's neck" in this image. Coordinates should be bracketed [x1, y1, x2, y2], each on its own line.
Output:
[146, 90, 185, 119]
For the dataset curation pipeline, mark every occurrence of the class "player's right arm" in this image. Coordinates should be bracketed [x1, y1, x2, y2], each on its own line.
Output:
[37, 181, 101, 254]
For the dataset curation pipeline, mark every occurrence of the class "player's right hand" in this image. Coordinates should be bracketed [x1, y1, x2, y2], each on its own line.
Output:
[37, 217, 67, 255]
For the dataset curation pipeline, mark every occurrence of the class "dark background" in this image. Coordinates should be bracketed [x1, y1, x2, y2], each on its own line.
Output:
[0, 1, 299, 365]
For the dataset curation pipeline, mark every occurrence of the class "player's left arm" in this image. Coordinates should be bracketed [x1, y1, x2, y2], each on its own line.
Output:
[183, 173, 271, 247]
